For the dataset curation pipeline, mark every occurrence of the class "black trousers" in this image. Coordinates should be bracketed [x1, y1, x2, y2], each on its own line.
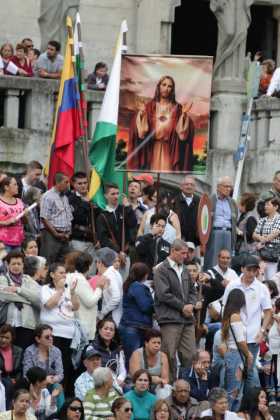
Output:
[14, 327, 34, 350]
[53, 336, 74, 397]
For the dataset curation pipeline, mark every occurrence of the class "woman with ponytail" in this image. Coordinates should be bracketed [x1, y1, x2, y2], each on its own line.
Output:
[221, 289, 253, 412]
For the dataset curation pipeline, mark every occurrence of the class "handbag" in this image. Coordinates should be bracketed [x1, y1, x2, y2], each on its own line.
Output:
[259, 244, 280, 262]
[258, 219, 280, 262]
[229, 324, 248, 380]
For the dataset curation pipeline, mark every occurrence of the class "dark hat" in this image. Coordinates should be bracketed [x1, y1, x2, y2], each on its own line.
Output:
[242, 255, 260, 268]
[96, 247, 117, 267]
[83, 346, 102, 360]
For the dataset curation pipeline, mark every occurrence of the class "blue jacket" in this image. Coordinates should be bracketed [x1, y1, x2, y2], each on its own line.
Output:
[179, 367, 209, 401]
[120, 281, 154, 328]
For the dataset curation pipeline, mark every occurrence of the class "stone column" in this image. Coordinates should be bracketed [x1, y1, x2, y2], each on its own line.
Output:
[207, 1, 253, 191]
[4, 89, 20, 128]
[87, 101, 101, 139]
[135, 0, 181, 54]
[24, 90, 54, 131]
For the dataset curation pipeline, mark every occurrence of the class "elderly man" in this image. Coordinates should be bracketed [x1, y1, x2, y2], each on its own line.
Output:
[166, 379, 207, 419]
[154, 239, 197, 382]
[84, 367, 118, 420]
[74, 346, 102, 401]
[179, 350, 211, 403]
[204, 176, 238, 270]
[173, 176, 201, 246]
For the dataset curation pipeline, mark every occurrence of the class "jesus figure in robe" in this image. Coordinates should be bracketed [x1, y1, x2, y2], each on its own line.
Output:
[128, 75, 195, 172]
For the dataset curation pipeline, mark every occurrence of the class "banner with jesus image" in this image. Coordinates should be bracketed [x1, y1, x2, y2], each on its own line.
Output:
[116, 54, 213, 174]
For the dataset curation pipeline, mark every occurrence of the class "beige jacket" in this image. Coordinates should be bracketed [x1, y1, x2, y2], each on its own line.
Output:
[0, 273, 41, 330]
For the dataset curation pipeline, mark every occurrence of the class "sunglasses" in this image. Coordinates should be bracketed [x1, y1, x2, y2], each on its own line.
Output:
[69, 406, 82, 413]
[124, 407, 133, 413]
[43, 335, 53, 340]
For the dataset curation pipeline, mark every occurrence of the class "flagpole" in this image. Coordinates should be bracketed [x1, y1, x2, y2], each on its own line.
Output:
[73, 13, 97, 245]
[233, 61, 261, 200]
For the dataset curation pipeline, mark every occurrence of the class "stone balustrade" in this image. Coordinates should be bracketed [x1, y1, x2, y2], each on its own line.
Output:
[0, 75, 104, 172]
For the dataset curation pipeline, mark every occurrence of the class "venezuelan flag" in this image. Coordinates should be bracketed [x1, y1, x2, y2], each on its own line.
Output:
[47, 16, 83, 188]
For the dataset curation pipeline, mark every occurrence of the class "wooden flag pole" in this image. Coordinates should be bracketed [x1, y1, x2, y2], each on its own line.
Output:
[155, 173, 161, 216]
[73, 14, 97, 245]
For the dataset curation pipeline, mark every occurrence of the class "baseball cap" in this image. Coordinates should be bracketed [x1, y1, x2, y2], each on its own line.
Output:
[186, 242, 195, 250]
[133, 174, 154, 185]
[241, 255, 260, 269]
[83, 346, 102, 360]
[96, 247, 117, 267]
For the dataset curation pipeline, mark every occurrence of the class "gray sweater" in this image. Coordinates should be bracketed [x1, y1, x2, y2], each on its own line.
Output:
[154, 259, 197, 325]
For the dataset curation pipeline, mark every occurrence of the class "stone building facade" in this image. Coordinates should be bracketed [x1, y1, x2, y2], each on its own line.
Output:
[1, 0, 280, 194]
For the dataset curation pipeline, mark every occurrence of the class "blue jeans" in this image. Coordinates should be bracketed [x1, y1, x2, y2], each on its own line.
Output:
[225, 350, 244, 411]
[119, 325, 145, 369]
[245, 343, 260, 391]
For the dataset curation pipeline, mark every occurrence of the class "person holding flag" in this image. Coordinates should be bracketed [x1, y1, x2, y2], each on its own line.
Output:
[88, 21, 136, 278]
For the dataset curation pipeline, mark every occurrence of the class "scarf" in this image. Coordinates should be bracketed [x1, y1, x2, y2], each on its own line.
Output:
[7, 271, 23, 286]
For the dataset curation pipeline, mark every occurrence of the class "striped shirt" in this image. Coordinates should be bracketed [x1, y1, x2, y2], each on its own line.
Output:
[84, 388, 118, 420]
[40, 187, 73, 231]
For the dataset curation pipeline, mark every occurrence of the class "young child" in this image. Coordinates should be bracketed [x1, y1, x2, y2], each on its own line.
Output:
[87, 62, 109, 90]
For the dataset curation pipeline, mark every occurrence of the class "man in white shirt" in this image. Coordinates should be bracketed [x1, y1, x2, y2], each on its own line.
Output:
[222, 255, 272, 390]
[266, 67, 280, 96]
[74, 347, 102, 401]
[96, 247, 123, 326]
[208, 249, 239, 285]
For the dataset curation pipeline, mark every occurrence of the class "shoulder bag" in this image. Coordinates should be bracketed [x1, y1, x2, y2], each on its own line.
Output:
[229, 324, 248, 380]
[258, 219, 280, 262]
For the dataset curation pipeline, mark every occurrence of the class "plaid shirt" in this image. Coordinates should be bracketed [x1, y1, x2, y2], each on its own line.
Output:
[255, 214, 280, 244]
[40, 187, 73, 232]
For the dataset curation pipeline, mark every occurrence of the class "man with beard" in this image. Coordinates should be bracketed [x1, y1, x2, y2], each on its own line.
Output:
[34, 40, 63, 79]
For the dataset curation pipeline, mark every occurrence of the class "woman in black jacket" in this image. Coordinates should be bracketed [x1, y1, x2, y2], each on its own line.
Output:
[0, 324, 22, 408]
[90, 319, 126, 392]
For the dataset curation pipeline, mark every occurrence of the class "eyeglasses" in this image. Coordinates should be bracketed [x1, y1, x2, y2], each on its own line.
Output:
[124, 407, 133, 413]
[69, 406, 83, 413]
[43, 335, 53, 340]
[157, 409, 169, 413]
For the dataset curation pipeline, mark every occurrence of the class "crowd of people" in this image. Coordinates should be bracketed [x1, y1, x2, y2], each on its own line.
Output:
[0, 36, 108, 90]
[2, 37, 280, 97]
[0, 160, 279, 420]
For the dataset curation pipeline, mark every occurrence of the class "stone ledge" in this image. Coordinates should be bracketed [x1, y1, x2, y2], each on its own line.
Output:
[0, 75, 105, 102]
